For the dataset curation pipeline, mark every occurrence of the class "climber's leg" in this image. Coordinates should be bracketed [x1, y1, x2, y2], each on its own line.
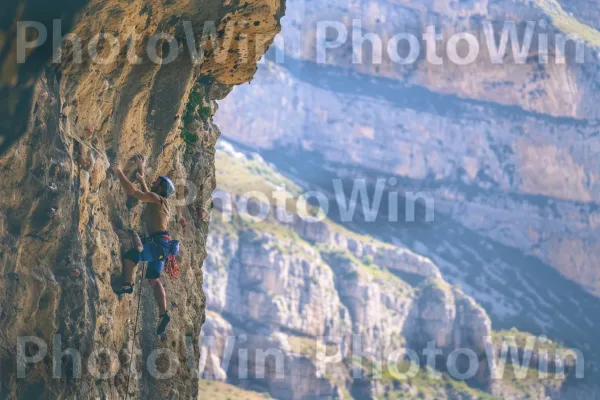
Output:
[117, 243, 153, 294]
[146, 260, 167, 312]
[148, 276, 171, 335]
[123, 258, 136, 284]
[148, 278, 167, 315]
[146, 260, 170, 334]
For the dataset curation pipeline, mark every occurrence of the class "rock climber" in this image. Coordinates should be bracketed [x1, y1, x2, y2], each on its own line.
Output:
[111, 156, 175, 335]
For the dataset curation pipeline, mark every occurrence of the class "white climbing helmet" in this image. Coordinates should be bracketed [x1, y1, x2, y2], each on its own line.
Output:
[159, 176, 175, 197]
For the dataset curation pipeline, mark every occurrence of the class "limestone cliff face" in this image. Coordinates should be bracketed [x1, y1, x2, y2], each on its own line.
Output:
[0, 0, 285, 398]
[213, 1, 600, 381]
[403, 279, 494, 386]
[215, 0, 600, 299]
[282, 0, 600, 120]
[207, 228, 352, 338]
[199, 139, 586, 399]
[203, 223, 491, 399]
[199, 143, 506, 399]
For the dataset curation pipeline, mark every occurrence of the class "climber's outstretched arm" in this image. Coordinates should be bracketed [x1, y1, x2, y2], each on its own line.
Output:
[135, 154, 150, 193]
[111, 162, 161, 204]
[137, 172, 150, 193]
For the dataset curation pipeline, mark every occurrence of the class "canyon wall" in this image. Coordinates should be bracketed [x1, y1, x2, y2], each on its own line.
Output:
[198, 141, 583, 399]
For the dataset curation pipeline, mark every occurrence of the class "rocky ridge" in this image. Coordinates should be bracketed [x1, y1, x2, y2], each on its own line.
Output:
[200, 141, 579, 399]
[215, 0, 600, 297]
[212, 0, 600, 390]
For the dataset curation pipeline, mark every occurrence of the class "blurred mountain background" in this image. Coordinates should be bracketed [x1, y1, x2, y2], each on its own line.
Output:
[199, 0, 600, 398]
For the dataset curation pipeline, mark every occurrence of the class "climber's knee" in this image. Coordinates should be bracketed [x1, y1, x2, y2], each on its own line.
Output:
[123, 248, 140, 263]
[124, 257, 136, 268]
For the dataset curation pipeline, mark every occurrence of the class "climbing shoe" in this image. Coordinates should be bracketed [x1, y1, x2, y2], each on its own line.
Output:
[115, 282, 134, 295]
[157, 313, 171, 335]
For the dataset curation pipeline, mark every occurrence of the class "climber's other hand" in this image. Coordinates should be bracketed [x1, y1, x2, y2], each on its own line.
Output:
[135, 153, 146, 171]
[111, 161, 122, 173]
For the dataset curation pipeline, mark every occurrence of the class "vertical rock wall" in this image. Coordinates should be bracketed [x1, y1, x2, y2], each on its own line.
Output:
[0, 0, 285, 398]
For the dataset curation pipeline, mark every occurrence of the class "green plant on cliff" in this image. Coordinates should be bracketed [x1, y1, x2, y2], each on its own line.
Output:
[180, 127, 199, 145]
[320, 245, 410, 291]
[416, 277, 453, 297]
[380, 363, 499, 400]
[180, 84, 212, 146]
[536, 0, 600, 47]
[215, 149, 302, 201]
[492, 328, 575, 355]
[184, 85, 212, 124]
[197, 380, 272, 399]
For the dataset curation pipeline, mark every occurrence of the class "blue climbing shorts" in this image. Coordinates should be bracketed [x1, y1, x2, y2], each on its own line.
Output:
[124, 232, 170, 279]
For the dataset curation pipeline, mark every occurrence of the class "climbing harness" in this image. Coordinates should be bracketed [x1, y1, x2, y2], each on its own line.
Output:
[147, 234, 180, 279]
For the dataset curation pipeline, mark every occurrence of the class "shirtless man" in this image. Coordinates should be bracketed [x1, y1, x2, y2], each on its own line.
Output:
[111, 159, 175, 335]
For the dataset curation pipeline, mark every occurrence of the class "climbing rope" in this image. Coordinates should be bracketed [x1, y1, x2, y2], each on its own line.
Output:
[124, 261, 146, 400]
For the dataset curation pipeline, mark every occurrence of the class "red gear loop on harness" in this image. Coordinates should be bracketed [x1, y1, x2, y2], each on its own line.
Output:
[165, 254, 180, 279]
[150, 234, 180, 279]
